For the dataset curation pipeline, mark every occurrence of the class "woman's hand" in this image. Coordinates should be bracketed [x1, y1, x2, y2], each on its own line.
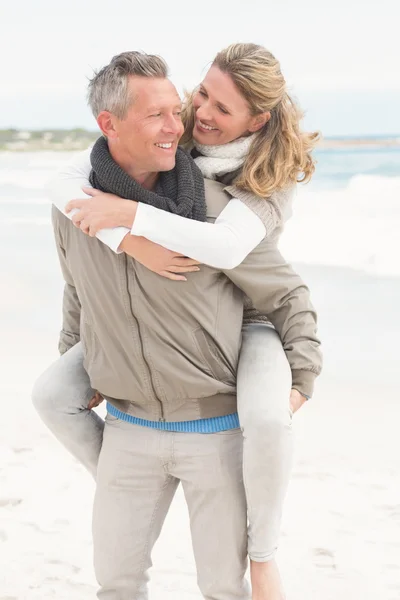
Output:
[120, 235, 201, 282]
[88, 391, 104, 410]
[289, 389, 307, 415]
[65, 187, 137, 236]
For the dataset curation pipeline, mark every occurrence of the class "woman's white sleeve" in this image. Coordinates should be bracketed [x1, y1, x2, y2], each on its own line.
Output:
[46, 148, 129, 253]
[131, 198, 266, 269]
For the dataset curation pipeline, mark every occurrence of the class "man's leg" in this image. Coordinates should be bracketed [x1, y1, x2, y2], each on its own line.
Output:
[93, 415, 179, 600]
[174, 429, 251, 600]
[32, 342, 103, 478]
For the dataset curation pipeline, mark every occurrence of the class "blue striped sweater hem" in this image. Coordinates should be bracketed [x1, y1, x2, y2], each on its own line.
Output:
[106, 402, 239, 433]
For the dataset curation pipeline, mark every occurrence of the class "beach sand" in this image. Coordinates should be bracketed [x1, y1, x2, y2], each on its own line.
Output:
[1, 245, 399, 599]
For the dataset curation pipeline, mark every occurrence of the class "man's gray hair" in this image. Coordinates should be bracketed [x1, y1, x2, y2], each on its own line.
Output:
[87, 51, 169, 119]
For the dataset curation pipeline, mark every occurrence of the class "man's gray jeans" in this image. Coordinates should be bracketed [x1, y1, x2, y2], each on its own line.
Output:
[94, 415, 250, 599]
[32, 323, 293, 564]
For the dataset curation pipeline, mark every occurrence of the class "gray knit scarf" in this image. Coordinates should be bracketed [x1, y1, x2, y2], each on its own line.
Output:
[89, 137, 207, 221]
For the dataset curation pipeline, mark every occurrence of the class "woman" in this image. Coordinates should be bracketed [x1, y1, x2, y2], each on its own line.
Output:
[35, 43, 321, 600]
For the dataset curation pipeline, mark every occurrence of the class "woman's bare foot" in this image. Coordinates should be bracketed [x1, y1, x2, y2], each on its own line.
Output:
[250, 558, 286, 600]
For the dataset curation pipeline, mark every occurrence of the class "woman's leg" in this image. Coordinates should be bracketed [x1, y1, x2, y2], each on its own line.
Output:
[237, 323, 293, 599]
[32, 342, 104, 479]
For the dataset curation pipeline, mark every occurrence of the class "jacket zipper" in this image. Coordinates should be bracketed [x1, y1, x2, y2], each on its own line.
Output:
[124, 259, 165, 421]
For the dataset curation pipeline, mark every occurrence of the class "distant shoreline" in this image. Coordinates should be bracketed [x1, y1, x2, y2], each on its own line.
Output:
[320, 136, 400, 150]
[0, 128, 399, 152]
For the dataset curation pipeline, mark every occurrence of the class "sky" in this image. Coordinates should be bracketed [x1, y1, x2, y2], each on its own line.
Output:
[1, 0, 399, 136]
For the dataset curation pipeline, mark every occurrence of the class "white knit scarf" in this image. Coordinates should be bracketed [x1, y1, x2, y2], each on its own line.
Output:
[193, 134, 256, 180]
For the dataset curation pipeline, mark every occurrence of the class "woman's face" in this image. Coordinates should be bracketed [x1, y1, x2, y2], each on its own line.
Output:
[192, 66, 262, 146]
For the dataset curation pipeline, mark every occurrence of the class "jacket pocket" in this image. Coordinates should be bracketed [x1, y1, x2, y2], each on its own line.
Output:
[192, 328, 234, 384]
[80, 316, 98, 373]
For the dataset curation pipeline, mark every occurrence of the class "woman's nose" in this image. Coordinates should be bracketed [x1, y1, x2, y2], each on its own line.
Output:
[196, 103, 212, 123]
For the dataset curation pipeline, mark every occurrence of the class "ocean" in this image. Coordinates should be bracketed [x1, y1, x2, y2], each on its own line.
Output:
[1, 147, 400, 277]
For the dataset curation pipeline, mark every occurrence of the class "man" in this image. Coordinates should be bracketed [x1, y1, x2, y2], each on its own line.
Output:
[48, 51, 321, 599]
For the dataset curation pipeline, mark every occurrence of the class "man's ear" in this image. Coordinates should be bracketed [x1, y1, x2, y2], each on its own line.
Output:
[97, 111, 118, 139]
[248, 111, 271, 133]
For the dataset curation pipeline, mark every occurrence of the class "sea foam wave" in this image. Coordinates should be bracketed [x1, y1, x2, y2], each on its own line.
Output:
[280, 175, 400, 277]
[1, 169, 399, 277]
[0, 217, 50, 226]
[0, 197, 49, 205]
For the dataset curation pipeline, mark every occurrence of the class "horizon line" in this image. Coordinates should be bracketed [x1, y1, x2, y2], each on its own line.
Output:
[1, 127, 400, 141]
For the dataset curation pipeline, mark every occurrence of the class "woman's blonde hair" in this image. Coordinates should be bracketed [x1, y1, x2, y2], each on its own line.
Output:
[181, 43, 320, 197]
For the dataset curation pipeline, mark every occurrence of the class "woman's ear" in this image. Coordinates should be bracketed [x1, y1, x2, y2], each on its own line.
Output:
[248, 111, 271, 133]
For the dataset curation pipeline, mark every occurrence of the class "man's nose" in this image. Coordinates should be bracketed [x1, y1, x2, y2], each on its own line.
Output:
[163, 115, 183, 135]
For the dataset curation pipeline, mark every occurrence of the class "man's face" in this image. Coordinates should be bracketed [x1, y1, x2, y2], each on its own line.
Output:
[111, 76, 184, 173]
